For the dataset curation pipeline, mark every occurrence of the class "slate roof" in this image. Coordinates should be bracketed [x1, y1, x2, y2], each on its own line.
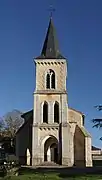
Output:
[16, 110, 33, 135]
[92, 146, 101, 150]
[21, 109, 33, 120]
[36, 18, 65, 59]
[80, 126, 91, 137]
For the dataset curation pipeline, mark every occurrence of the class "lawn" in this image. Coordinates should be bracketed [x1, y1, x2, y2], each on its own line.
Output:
[1, 167, 102, 180]
[1, 173, 102, 180]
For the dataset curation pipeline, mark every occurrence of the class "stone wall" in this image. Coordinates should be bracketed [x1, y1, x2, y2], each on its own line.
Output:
[62, 123, 73, 166]
[74, 125, 85, 167]
[68, 108, 83, 127]
[35, 59, 67, 92]
[16, 117, 32, 165]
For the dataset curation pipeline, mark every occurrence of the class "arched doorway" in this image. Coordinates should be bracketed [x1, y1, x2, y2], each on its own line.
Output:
[25, 148, 31, 166]
[44, 136, 58, 164]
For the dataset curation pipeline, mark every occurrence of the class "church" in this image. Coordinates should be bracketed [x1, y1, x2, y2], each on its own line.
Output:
[16, 17, 92, 167]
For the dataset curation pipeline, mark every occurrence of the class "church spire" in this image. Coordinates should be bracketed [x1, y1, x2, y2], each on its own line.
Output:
[36, 17, 65, 59]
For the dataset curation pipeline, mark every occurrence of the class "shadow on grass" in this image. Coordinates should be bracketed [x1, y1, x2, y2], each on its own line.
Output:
[19, 166, 102, 179]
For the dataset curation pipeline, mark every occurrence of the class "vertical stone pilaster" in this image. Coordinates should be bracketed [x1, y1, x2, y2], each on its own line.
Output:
[40, 102, 43, 124]
[61, 94, 68, 123]
[70, 123, 76, 166]
[69, 133, 74, 166]
[33, 94, 39, 124]
[47, 147, 51, 162]
[62, 123, 72, 166]
[26, 149, 30, 166]
[49, 101, 54, 123]
[85, 137, 92, 167]
[32, 125, 42, 166]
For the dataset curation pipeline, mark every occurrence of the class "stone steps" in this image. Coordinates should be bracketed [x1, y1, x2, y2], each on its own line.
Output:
[37, 161, 59, 167]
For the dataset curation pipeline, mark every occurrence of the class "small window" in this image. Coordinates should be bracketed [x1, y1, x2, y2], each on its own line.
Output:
[54, 102, 59, 123]
[51, 72, 55, 89]
[46, 74, 50, 89]
[43, 101, 48, 123]
[46, 69, 55, 89]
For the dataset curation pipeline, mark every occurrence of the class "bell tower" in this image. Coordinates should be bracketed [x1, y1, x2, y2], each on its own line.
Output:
[35, 18, 67, 93]
[32, 18, 72, 166]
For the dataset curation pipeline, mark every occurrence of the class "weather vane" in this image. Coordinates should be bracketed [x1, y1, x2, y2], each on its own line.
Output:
[48, 4, 55, 18]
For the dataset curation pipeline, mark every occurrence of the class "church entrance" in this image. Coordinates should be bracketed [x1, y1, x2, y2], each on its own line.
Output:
[44, 136, 58, 164]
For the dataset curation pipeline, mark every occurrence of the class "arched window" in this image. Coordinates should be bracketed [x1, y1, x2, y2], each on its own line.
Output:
[43, 101, 48, 123]
[46, 69, 55, 89]
[46, 74, 50, 89]
[51, 72, 55, 89]
[54, 102, 59, 123]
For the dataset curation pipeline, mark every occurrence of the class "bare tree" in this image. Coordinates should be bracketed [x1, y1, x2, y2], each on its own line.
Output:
[3, 110, 24, 146]
[0, 117, 5, 134]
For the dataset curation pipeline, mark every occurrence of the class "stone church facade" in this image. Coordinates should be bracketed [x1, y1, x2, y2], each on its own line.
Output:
[16, 18, 92, 167]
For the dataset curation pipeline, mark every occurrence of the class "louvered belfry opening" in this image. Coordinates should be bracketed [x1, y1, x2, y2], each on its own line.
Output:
[46, 73, 50, 89]
[54, 102, 59, 123]
[43, 101, 48, 123]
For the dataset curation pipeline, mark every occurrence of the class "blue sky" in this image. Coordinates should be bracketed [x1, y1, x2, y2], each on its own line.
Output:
[0, 0, 102, 147]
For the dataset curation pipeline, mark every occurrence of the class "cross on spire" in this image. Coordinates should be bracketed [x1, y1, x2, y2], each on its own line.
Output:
[48, 5, 55, 19]
[35, 3, 65, 59]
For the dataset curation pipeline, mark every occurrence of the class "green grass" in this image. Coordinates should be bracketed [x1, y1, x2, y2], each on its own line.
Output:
[1, 167, 102, 180]
[1, 174, 102, 180]
[0, 173, 61, 180]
